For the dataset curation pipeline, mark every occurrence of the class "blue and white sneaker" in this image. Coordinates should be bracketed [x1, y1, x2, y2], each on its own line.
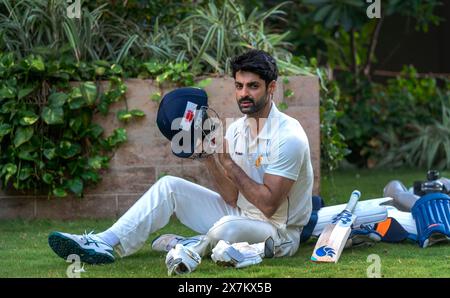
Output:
[48, 231, 115, 264]
[152, 234, 205, 252]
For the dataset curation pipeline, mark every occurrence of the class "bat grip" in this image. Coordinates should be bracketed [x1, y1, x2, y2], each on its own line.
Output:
[345, 190, 361, 212]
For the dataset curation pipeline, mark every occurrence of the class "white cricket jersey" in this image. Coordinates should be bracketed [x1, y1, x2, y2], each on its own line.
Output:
[225, 103, 313, 231]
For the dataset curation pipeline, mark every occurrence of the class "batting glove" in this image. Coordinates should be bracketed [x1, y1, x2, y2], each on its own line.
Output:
[211, 240, 263, 269]
[345, 225, 382, 248]
[165, 244, 201, 276]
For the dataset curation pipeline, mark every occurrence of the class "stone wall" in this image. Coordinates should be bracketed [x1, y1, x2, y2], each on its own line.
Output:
[0, 76, 320, 219]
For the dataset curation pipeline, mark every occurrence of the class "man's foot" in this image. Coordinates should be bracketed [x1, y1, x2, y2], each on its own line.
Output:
[48, 231, 115, 264]
[152, 234, 205, 252]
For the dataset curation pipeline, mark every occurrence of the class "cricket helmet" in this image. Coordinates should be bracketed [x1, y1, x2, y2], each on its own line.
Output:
[156, 87, 218, 159]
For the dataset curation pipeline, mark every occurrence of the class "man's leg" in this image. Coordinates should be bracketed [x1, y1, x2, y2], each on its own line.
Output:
[190, 215, 299, 258]
[198, 216, 301, 269]
[48, 176, 239, 263]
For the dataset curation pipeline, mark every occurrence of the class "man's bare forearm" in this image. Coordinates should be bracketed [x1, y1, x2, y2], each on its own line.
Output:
[223, 160, 275, 217]
[204, 156, 239, 206]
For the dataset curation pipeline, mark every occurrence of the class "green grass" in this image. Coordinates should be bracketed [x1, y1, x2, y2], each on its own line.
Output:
[0, 168, 449, 278]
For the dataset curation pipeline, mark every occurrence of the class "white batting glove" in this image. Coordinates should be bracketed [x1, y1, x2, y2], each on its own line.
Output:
[165, 244, 201, 276]
[211, 240, 262, 269]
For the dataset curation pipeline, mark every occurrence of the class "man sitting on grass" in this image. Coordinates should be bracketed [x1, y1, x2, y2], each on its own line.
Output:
[48, 49, 314, 275]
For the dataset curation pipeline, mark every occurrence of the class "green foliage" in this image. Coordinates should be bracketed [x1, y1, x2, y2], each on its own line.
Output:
[1, 0, 343, 176]
[289, 56, 349, 172]
[276, 102, 288, 112]
[290, 0, 443, 66]
[138, 61, 194, 86]
[281, 1, 444, 166]
[0, 0, 139, 62]
[302, 0, 367, 31]
[316, 71, 349, 172]
[338, 66, 450, 169]
[377, 104, 450, 170]
[0, 53, 143, 197]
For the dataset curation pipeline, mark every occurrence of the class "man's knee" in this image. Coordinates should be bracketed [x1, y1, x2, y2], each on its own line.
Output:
[207, 216, 255, 244]
[155, 175, 185, 191]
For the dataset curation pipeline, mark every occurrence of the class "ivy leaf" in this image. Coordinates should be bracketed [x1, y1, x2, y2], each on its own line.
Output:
[117, 110, 132, 121]
[88, 124, 103, 138]
[68, 96, 85, 109]
[81, 171, 100, 183]
[97, 97, 110, 115]
[18, 87, 34, 99]
[14, 126, 34, 147]
[48, 92, 69, 107]
[58, 141, 81, 159]
[53, 187, 67, 197]
[29, 56, 45, 72]
[1, 163, 17, 185]
[106, 128, 127, 147]
[150, 92, 161, 102]
[0, 123, 12, 139]
[41, 106, 64, 125]
[18, 150, 38, 161]
[0, 86, 15, 99]
[284, 89, 294, 98]
[67, 177, 83, 196]
[143, 62, 163, 74]
[130, 109, 145, 117]
[70, 87, 82, 99]
[194, 78, 212, 89]
[69, 117, 83, 133]
[88, 156, 106, 170]
[80, 82, 97, 106]
[277, 102, 289, 112]
[0, 100, 16, 113]
[18, 167, 33, 181]
[95, 66, 106, 76]
[43, 173, 53, 184]
[19, 111, 39, 126]
[110, 64, 123, 74]
[106, 89, 122, 103]
[43, 148, 56, 160]
[1, 163, 17, 177]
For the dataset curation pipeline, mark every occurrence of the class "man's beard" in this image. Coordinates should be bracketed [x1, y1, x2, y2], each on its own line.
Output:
[237, 93, 269, 115]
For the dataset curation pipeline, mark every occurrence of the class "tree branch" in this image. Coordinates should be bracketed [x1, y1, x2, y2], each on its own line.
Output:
[363, 14, 384, 81]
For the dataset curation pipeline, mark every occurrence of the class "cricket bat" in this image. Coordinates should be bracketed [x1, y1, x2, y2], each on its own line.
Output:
[311, 190, 361, 263]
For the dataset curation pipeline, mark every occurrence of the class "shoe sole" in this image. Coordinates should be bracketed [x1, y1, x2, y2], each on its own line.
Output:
[48, 232, 114, 264]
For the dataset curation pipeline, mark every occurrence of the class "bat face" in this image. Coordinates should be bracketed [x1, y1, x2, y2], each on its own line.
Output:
[311, 191, 360, 263]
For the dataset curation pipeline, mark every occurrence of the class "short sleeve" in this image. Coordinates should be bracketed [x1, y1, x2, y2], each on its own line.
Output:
[265, 135, 305, 181]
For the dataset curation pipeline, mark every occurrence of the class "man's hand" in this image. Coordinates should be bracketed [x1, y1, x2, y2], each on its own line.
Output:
[199, 137, 239, 207]
[217, 138, 234, 171]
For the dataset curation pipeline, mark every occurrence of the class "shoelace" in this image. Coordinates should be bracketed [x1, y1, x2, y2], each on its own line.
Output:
[81, 231, 107, 248]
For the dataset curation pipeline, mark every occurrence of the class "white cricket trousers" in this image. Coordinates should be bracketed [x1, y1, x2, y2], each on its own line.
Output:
[109, 176, 300, 257]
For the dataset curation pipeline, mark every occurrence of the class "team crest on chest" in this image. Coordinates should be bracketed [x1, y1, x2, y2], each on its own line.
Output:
[255, 155, 263, 168]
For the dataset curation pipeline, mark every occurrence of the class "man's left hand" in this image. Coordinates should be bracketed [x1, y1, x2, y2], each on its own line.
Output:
[217, 139, 234, 170]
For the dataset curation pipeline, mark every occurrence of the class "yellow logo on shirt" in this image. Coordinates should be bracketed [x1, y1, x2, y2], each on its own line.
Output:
[255, 155, 263, 168]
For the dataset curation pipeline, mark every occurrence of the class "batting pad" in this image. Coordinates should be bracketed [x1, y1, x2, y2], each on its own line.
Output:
[312, 197, 392, 237]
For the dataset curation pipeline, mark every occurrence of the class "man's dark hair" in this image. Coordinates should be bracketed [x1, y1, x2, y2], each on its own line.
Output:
[231, 50, 278, 87]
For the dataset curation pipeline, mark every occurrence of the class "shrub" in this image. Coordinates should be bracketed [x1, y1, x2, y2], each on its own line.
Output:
[0, 53, 143, 197]
[337, 66, 450, 169]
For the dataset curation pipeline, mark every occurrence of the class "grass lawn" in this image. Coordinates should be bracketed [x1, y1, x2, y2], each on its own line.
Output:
[0, 168, 449, 278]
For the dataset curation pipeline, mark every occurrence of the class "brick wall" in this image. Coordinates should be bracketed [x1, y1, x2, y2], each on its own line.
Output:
[0, 76, 320, 219]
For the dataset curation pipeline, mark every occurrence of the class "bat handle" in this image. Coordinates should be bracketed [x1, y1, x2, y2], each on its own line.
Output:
[345, 190, 361, 212]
